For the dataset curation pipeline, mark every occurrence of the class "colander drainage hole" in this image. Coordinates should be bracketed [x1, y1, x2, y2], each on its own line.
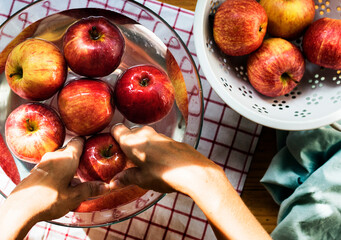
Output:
[221, 77, 233, 91]
[294, 110, 311, 118]
[284, 89, 301, 99]
[272, 100, 289, 110]
[238, 86, 253, 98]
[252, 104, 268, 114]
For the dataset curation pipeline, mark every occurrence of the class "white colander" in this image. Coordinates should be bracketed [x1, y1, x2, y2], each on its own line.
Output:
[194, 0, 341, 131]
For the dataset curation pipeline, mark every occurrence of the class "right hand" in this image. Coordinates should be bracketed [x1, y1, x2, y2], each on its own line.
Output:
[110, 124, 220, 194]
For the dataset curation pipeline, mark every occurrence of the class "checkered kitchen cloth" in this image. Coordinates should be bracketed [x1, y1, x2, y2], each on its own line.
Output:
[0, 0, 262, 239]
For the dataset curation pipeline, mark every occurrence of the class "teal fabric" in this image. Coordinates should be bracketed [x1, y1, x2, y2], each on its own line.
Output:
[260, 125, 341, 240]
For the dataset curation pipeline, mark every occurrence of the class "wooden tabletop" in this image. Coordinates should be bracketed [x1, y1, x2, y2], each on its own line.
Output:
[161, 0, 279, 234]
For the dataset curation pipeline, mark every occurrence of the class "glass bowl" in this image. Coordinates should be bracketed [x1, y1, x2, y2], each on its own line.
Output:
[0, 0, 203, 227]
[194, 0, 341, 131]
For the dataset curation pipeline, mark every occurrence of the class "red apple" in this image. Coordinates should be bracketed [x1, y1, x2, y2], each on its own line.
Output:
[63, 16, 125, 78]
[247, 38, 305, 97]
[5, 38, 67, 101]
[77, 133, 126, 183]
[5, 103, 65, 164]
[57, 79, 115, 136]
[0, 133, 20, 184]
[213, 0, 268, 56]
[260, 0, 315, 39]
[76, 133, 148, 212]
[114, 65, 175, 124]
[303, 18, 341, 70]
[75, 185, 147, 212]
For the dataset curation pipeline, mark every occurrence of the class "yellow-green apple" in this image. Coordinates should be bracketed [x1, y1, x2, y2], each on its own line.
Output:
[303, 18, 341, 70]
[247, 38, 305, 97]
[260, 0, 315, 39]
[213, 0, 268, 56]
[5, 103, 65, 164]
[0, 19, 42, 74]
[114, 65, 175, 124]
[165, 50, 188, 124]
[77, 133, 126, 183]
[63, 16, 125, 78]
[57, 79, 114, 136]
[5, 38, 67, 101]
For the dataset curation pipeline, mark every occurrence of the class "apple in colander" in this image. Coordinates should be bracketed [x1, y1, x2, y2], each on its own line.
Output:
[259, 0, 315, 40]
[213, 0, 268, 56]
[247, 38, 305, 97]
[303, 18, 341, 70]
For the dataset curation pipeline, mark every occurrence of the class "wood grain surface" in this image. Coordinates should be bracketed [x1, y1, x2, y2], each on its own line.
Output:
[162, 0, 280, 234]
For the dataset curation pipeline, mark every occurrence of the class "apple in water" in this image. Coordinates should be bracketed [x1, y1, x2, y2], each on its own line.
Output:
[260, 0, 315, 39]
[63, 16, 125, 78]
[75, 185, 147, 212]
[213, 0, 268, 56]
[247, 38, 305, 97]
[58, 79, 115, 136]
[75, 132, 148, 212]
[303, 18, 341, 70]
[77, 133, 126, 183]
[5, 103, 65, 164]
[0, 133, 20, 184]
[114, 65, 175, 124]
[5, 38, 67, 101]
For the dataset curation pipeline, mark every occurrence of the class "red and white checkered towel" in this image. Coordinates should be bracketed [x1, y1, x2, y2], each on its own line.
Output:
[0, 0, 262, 239]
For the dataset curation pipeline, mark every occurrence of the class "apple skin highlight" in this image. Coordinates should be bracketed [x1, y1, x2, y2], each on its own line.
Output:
[114, 65, 175, 124]
[247, 38, 305, 97]
[5, 103, 65, 164]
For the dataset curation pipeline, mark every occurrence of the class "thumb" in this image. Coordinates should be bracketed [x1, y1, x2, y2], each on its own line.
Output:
[70, 181, 112, 203]
[110, 167, 142, 189]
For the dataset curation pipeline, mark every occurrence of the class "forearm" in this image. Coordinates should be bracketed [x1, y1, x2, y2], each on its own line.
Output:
[0, 197, 39, 240]
[176, 164, 271, 240]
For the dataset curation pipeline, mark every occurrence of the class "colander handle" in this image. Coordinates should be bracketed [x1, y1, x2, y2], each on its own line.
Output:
[331, 123, 341, 132]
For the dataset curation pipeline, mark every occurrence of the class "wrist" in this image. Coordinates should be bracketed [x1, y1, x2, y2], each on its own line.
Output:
[163, 158, 229, 199]
[0, 196, 41, 239]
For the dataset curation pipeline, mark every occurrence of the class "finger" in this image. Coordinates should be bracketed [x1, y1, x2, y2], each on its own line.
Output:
[111, 123, 130, 144]
[63, 136, 85, 161]
[110, 167, 142, 189]
[70, 181, 111, 203]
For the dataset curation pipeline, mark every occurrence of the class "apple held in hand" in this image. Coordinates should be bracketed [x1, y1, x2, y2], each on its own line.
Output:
[5, 38, 67, 101]
[76, 132, 148, 212]
[5, 103, 65, 163]
[303, 18, 341, 70]
[77, 133, 126, 183]
[247, 38, 305, 97]
[114, 65, 175, 124]
[57, 79, 115, 136]
[63, 16, 125, 78]
[260, 0, 315, 39]
[213, 0, 268, 56]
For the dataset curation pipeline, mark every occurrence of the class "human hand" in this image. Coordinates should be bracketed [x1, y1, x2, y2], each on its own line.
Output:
[1, 137, 112, 226]
[110, 124, 220, 194]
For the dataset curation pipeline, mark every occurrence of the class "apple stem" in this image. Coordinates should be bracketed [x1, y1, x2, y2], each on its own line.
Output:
[26, 119, 34, 132]
[103, 144, 113, 158]
[139, 77, 150, 87]
[89, 26, 101, 40]
[9, 68, 23, 78]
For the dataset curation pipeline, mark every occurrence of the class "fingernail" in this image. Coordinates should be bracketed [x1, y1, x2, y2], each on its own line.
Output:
[112, 123, 123, 129]
[72, 136, 85, 142]
[110, 179, 125, 189]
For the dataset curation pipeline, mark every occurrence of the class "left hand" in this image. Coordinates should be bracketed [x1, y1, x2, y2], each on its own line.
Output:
[0, 137, 112, 237]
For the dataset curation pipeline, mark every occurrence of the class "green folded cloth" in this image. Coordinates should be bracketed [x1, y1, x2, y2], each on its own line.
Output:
[260, 124, 341, 240]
